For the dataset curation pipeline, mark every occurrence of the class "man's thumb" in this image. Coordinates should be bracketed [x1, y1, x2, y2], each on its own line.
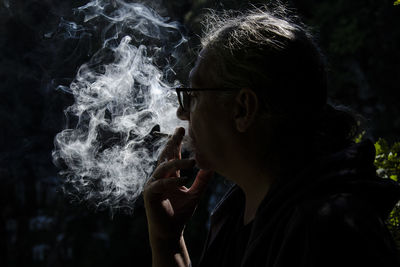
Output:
[189, 170, 214, 194]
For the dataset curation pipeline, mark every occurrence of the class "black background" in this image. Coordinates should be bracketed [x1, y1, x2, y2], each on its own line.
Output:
[1, 0, 399, 266]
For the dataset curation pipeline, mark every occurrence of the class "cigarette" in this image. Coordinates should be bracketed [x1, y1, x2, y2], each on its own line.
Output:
[151, 131, 170, 138]
[151, 131, 191, 143]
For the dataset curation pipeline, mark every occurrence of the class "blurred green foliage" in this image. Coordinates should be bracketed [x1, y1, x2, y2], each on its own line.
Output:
[394, 1, 400, 6]
[374, 138, 400, 248]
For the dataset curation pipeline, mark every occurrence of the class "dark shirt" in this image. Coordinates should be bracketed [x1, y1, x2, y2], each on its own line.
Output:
[233, 212, 253, 266]
[207, 188, 253, 267]
[198, 140, 400, 267]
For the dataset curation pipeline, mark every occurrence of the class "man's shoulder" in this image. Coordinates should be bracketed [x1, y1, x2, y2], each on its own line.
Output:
[297, 192, 364, 214]
[285, 192, 392, 248]
[294, 192, 384, 228]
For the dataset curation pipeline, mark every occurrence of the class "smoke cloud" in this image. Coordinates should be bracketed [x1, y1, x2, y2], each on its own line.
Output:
[52, 0, 188, 213]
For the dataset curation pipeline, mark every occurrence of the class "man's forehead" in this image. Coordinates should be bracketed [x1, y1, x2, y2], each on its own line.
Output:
[188, 50, 208, 87]
[188, 68, 201, 87]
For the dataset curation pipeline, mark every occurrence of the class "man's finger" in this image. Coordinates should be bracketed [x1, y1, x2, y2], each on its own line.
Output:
[170, 127, 185, 146]
[148, 176, 189, 194]
[189, 170, 214, 195]
[157, 127, 185, 165]
[153, 159, 196, 179]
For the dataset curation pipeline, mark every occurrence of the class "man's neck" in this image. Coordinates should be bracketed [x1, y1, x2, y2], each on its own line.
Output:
[242, 179, 271, 225]
[223, 164, 274, 225]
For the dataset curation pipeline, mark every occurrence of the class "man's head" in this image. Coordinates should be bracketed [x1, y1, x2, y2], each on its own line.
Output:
[176, 5, 331, 177]
[199, 6, 327, 116]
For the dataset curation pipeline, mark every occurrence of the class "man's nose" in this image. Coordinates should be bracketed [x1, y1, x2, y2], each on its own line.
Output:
[176, 106, 190, 121]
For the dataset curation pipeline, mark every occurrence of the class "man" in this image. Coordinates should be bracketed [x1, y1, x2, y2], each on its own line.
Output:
[143, 5, 400, 267]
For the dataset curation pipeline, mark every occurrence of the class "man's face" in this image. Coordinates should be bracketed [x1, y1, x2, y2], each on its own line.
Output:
[177, 50, 234, 171]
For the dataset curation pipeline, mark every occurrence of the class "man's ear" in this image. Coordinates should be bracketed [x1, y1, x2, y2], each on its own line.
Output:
[234, 88, 259, 133]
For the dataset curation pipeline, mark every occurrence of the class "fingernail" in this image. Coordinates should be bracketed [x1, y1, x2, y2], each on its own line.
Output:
[175, 127, 185, 135]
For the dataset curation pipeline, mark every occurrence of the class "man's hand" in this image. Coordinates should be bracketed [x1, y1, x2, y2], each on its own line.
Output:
[143, 127, 213, 267]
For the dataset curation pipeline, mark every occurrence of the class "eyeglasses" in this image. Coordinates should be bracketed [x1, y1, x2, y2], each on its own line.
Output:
[175, 87, 239, 112]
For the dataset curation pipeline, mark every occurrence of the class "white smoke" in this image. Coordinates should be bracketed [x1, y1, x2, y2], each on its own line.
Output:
[52, 0, 188, 212]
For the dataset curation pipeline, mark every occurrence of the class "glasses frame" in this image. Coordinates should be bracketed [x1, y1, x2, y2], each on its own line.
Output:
[175, 87, 239, 112]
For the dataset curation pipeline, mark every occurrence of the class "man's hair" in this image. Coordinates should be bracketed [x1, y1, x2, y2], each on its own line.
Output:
[200, 4, 362, 158]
